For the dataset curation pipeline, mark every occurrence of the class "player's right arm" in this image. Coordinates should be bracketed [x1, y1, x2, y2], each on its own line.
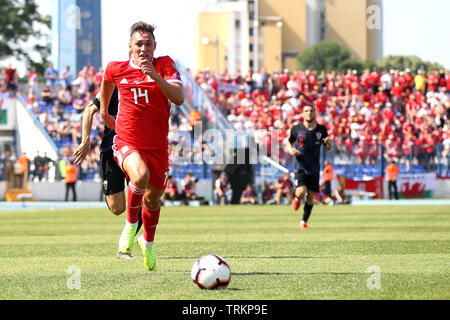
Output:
[100, 62, 116, 129]
[287, 142, 301, 156]
[287, 127, 301, 156]
[73, 101, 98, 165]
[100, 79, 115, 129]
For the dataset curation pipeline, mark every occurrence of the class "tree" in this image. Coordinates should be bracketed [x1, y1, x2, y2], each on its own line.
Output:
[338, 58, 364, 74]
[376, 55, 444, 74]
[336, 59, 377, 74]
[0, 0, 51, 74]
[297, 41, 446, 75]
[297, 41, 351, 73]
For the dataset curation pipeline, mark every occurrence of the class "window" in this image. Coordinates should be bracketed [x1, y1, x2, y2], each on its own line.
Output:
[320, 10, 326, 41]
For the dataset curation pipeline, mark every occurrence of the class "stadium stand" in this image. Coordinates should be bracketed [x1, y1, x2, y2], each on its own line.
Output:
[1, 64, 448, 189]
[193, 67, 449, 178]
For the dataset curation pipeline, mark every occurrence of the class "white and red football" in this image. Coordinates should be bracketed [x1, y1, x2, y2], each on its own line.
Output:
[191, 254, 231, 290]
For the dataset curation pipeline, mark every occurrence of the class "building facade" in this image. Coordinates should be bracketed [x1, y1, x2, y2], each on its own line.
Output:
[51, 0, 102, 77]
[195, 0, 382, 74]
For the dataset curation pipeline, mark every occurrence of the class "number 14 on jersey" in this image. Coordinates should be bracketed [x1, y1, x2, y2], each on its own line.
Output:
[131, 88, 149, 104]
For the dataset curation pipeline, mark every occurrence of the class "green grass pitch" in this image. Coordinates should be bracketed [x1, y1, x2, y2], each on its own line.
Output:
[0, 204, 449, 300]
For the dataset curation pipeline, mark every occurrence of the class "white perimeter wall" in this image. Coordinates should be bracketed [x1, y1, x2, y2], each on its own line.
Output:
[0, 178, 448, 202]
[433, 179, 450, 198]
[0, 180, 213, 201]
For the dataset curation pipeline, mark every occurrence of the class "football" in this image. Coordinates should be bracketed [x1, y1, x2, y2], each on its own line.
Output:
[191, 254, 231, 289]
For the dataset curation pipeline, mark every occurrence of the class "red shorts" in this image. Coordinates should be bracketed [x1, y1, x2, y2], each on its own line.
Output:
[112, 136, 170, 190]
[166, 187, 177, 193]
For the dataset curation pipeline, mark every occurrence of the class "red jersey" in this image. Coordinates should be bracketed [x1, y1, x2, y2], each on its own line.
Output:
[166, 180, 178, 193]
[369, 72, 380, 87]
[103, 56, 182, 150]
[4, 67, 16, 83]
[216, 178, 230, 193]
[427, 75, 439, 92]
[391, 85, 403, 98]
[279, 73, 289, 87]
[403, 73, 414, 88]
[182, 177, 195, 192]
[277, 178, 293, 191]
[314, 97, 327, 113]
[241, 189, 257, 200]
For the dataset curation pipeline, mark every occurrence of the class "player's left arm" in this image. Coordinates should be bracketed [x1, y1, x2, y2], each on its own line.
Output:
[323, 137, 332, 151]
[139, 59, 184, 106]
[322, 127, 332, 151]
[156, 79, 184, 106]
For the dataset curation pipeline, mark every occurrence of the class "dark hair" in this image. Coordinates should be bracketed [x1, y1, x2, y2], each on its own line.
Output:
[130, 21, 156, 41]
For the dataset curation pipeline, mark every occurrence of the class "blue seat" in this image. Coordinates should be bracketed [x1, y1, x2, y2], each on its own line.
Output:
[65, 105, 74, 113]
[55, 140, 63, 148]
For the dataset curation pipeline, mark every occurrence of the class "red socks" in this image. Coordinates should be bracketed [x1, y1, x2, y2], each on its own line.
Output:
[142, 203, 161, 242]
[127, 182, 161, 243]
[127, 182, 145, 224]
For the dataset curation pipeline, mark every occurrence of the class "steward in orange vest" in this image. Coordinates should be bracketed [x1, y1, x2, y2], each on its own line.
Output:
[385, 161, 399, 200]
[322, 160, 333, 197]
[65, 160, 78, 201]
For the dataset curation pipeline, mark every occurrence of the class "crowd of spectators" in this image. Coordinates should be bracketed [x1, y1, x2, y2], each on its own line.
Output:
[23, 64, 106, 180]
[193, 66, 450, 172]
[1, 62, 196, 185]
[1, 61, 449, 204]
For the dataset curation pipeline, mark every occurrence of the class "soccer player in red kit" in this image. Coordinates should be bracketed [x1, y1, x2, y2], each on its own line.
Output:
[100, 21, 184, 271]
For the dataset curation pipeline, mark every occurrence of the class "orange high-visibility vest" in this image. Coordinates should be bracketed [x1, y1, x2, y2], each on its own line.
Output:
[323, 164, 333, 182]
[386, 163, 399, 181]
[17, 155, 29, 173]
[65, 164, 78, 183]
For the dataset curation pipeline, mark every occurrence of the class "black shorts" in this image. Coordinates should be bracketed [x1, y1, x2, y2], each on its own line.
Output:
[101, 150, 126, 195]
[295, 170, 320, 193]
[6, 82, 17, 91]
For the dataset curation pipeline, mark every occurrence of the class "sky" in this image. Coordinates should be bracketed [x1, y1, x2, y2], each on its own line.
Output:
[100, 0, 212, 68]
[382, 0, 450, 69]
[2, 0, 449, 76]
